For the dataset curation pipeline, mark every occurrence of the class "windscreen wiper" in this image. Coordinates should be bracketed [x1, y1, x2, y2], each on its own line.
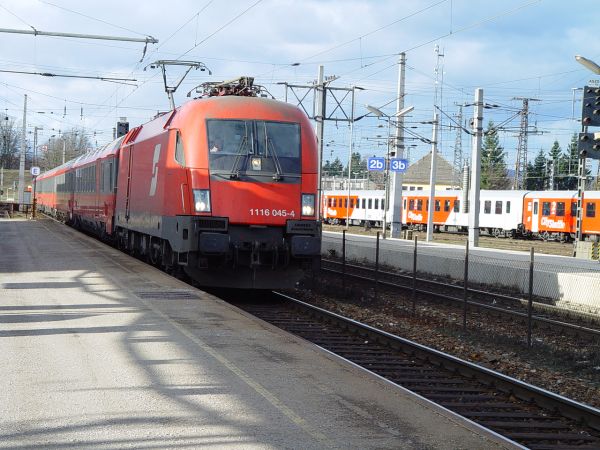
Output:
[228, 135, 248, 179]
[266, 137, 284, 181]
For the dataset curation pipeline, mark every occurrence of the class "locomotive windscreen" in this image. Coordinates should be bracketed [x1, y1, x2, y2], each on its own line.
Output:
[207, 119, 301, 182]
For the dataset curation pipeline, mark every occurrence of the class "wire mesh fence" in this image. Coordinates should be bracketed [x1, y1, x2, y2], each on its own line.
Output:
[322, 232, 600, 346]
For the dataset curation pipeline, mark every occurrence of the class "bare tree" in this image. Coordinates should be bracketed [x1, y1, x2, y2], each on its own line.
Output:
[39, 129, 92, 170]
[0, 116, 21, 169]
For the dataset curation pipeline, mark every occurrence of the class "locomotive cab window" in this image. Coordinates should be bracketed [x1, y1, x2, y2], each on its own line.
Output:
[207, 119, 301, 182]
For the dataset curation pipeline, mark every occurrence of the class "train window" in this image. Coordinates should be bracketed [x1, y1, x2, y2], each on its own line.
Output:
[409, 186, 415, 191]
[350, 199, 354, 208]
[416, 199, 423, 211]
[533, 202, 538, 214]
[374, 199, 379, 209]
[495, 201, 502, 214]
[381, 199, 385, 210]
[409, 199, 415, 210]
[362, 198, 366, 209]
[453, 200, 460, 212]
[368, 199, 372, 209]
[333, 198, 337, 207]
[586, 202, 596, 218]
[444, 200, 450, 212]
[328, 198, 332, 207]
[484, 201, 491, 214]
[571, 202, 577, 217]
[174, 131, 186, 166]
[403, 199, 407, 209]
[506, 201, 511, 214]
[434, 200, 440, 212]
[344, 198, 348, 208]
[556, 202, 565, 217]
[542, 202, 551, 216]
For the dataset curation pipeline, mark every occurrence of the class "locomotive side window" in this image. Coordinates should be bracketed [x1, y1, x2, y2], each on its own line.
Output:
[556, 202, 565, 217]
[571, 202, 577, 216]
[542, 202, 551, 216]
[586, 202, 596, 218]
[174, 131, 186, 166]
[495, 201, 502, 214]
[506, 201, 511, 214]
[484, 200, 491, 214]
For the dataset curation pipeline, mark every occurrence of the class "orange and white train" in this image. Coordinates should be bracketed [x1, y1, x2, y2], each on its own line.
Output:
[322, 189, 600, 241]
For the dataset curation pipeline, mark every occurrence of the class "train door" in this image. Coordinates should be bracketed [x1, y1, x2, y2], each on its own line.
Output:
[124, 145, 134, 222]
[531, 199, 539, 233]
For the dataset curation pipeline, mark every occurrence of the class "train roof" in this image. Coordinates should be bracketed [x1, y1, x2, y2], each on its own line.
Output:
[524, 191, 577, 199]
[71, 136, 124, 169]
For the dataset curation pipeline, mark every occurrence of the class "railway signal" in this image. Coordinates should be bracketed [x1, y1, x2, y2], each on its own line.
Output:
[578, 132, 600, 160]
[581, 85, 600, 127]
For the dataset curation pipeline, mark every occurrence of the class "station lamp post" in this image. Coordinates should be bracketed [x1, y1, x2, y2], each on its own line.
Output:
[364, 104, 414, 238]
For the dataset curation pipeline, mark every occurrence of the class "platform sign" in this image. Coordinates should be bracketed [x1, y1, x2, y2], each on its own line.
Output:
[30, 166, 40, 176]
[367, 157, 385, 171]
[389, 158, 409, 173]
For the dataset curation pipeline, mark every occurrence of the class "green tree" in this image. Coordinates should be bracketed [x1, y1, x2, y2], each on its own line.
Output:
[344, 151, 367, 178]
[481, 121, 510, 189]
[323, 157, 344, 177]
[547, 140, 566, 190]
[525, 149, 548, 190]
[561, 133, 579, 189]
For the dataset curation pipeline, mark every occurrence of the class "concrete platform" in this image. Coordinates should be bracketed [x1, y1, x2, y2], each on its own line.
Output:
[323, 231, 600, 313]
[0, 218, 519, 449]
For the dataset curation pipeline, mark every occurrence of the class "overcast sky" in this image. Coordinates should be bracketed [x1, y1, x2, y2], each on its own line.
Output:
[2, 0, 600, 170]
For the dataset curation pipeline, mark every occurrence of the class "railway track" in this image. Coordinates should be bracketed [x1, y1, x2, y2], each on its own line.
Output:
[231, 291, 600, 450]
[320, 258, 600, 341]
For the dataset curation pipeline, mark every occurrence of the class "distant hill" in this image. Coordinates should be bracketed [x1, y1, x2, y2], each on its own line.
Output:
[1, 169, 34, 201]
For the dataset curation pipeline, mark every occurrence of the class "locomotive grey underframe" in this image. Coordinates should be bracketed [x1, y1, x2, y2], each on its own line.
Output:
[116, 214, 321, 267]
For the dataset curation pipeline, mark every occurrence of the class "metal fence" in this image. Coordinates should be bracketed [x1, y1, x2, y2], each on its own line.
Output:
[322, 231, 600, 345]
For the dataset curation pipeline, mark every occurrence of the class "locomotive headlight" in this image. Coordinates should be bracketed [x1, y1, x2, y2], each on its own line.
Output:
[193, 189, 211, 213]
[301, 193, 315, 216]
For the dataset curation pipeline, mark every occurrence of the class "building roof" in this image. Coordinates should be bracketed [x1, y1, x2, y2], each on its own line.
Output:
[403, 153, 455, 185]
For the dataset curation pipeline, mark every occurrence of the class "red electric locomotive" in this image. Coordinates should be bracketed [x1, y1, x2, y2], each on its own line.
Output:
[37, 81, 321, 288]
